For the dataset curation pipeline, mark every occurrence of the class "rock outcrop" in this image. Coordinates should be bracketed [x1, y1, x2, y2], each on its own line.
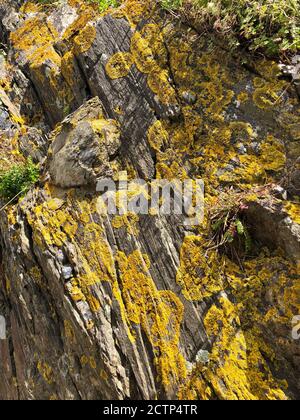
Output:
[0, 0, 299, 400]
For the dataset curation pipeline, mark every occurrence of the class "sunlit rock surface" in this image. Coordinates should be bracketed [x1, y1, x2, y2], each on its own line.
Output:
[0, 0, 299, 400]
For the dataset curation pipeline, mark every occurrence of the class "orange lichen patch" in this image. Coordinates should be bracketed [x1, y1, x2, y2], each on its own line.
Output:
[63, 1, 98, 41]
[148, 68, 177, 105]
[147, 120, 169, 152]
[116, 250, 187, 388]
[112, 0, 154, 28]
[61, 51, 77, 88]
[130, 31, 157, 74]
[10, 16, 58, 62]
[105, 52, 134, 79]
[73, 24, 97, 55]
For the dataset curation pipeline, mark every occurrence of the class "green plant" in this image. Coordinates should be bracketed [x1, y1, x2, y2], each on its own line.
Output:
[36, 0, 119, 11]
[209, 191, 253, 260]
[161, 0, 183, 10]
[161, 0, 300, 57]
[0, 159, 39, 202]
[35, 0, 57, 4]
[88, 0, 120, 12]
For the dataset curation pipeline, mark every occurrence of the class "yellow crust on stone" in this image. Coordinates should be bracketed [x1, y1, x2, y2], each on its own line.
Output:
[116, 250, 187, 389]
[105, 52, 134, 79]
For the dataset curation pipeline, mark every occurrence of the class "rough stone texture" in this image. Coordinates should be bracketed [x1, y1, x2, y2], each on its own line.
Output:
[246, 198, 300, 261]
[0, 0, 299, 401]
[48, 97, 121, 188]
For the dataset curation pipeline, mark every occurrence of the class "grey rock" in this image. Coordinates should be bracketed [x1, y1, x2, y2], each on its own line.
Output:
[0, 1, 299, 402]
[195, 350, 210, 365]
[61, 266, 73, 280]
[0, 108, 10, 130]
[246, 200, 300, 262]
[236, 143, 247, 155]
[48, 97, 121, 188]
[182, 91, 197, 105]
[272, 185, 288, 201]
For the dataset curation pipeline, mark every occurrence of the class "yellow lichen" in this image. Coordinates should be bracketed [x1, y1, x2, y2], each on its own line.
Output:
[147, 120, 169, 152]
[86, 295, 101, 313]
[105, 52, 134, 79]
[64, 320, 76, 343]
[252, 61, 287, 109]
[10, 17, 58, 59]
[116, 250, 187, 388]
[284, 202, 300, 224]
[259, 135, 286, 172]
[148, 68, 177, 105]
[176, 236, 223, 301]
[37, 361, 54, 385]
[179, 248, 298, 400]
[73, 24, 97, 55]
[14, 3, 300, 399]
[105, 20, 177, 107]
[112, 0, 154, 28]
[112, 212, 140, 235]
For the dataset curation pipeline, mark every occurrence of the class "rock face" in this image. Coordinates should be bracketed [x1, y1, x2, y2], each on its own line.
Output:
[48, 97, 121, 188]
[0, 0, 299, 400]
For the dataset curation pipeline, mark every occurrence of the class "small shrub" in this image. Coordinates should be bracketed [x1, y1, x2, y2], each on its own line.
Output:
[209, 191, 253, 260]
[0, 159, 39, 202]
[161, 0, 300, 57]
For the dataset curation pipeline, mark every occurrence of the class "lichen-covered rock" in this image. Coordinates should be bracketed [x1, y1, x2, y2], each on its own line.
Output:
[0, 0, 299, 401]
[246, 197, 300, 261]
[48, 97, 121, 188]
